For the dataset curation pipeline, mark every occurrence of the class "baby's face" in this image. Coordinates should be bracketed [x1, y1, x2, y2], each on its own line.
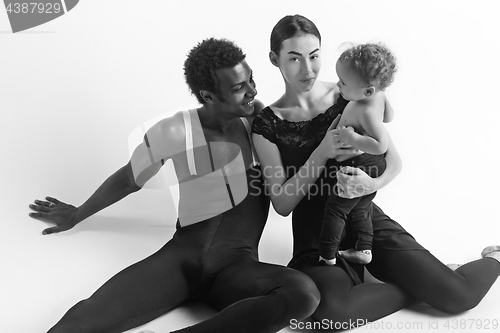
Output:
[335, 60, 368, 101]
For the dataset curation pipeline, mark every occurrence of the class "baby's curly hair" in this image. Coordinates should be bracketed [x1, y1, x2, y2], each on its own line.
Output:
[184, 38, 246, 104]
[338, 43, 397, 91]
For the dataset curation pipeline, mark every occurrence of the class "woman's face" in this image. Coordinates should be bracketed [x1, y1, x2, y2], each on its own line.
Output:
[275, 34, 321, 92]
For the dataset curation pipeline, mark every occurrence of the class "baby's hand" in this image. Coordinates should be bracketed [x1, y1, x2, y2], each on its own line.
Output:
[338, 126, 355, 145]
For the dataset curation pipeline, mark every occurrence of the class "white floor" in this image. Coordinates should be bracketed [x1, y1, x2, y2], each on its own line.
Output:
[3, 188, 499, 333]
[1, 1, 500, 332]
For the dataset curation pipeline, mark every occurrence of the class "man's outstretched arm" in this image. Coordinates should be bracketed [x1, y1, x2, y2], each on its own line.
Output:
[29, 161, 143, 235]
[29, 113, 185, 234]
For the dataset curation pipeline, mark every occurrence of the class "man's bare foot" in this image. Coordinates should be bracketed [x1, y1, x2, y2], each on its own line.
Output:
[481, 245, 500, 263]
[446, 263, 462, 271]
[338, 249, 372, 264]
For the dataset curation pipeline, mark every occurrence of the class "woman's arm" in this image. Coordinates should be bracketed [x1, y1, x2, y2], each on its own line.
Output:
[252, 135, 326, 216]
[336, 131, 402, 199]
[252, 115, 358, 216]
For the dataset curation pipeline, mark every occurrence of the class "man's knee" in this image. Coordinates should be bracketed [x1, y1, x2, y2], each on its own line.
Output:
[435, 289, 481, 314]
[312, 296, 350, 324]
[281, 271, 320, 318]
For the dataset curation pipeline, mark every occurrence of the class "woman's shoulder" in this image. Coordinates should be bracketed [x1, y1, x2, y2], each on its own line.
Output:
[263, 81, 344, 121]
[260, 97, 300, 123]
[318, 80, 340, 103]
[320, 80, 337, 91]
[267, 95, 288, 115]
[319, 81, 349, 111]
[251, 104, 279, 143]
[253, 104, 278, 126]
[247, 99, 266, 124]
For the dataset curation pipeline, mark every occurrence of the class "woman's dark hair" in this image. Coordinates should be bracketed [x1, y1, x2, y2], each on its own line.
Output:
[184, 38, 246, 104]
[270, 14, 321, 54]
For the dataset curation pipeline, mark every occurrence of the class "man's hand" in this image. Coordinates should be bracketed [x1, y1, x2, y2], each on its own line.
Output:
[29, 197, 79, 235]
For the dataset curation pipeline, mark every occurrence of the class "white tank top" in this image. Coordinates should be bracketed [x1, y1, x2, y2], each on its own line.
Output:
[177, 109, 259, 226]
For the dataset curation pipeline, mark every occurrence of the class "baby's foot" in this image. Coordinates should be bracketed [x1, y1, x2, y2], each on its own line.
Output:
[319, 256, 336, 266]
[481, 245, 500, 263]
[338, 249, 372, 264]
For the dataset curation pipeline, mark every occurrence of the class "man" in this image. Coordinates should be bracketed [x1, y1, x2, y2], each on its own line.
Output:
[29, 38, 320, 333]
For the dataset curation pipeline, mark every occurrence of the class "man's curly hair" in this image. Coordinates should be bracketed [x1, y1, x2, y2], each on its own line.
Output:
[184, 38, 246, 104]
[338, 43, 397, 91]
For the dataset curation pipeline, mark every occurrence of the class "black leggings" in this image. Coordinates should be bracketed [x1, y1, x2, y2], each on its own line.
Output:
[319, 154, 386, 258]
[47, 239, 319, 333]
[47, 165, 321, 333]
[293, 200, 500, 328]
[305, 249, 500, 327]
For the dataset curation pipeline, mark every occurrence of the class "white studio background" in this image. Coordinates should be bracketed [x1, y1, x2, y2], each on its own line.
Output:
[1, 1, 499, 332]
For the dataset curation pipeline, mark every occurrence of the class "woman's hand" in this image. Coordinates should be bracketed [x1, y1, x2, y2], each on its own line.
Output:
[336, 166, 380, 199]
[316, 115, 359, 161]
[29, 197, 79, 235]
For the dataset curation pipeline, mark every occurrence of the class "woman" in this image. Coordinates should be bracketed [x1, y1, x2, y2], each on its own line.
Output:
[252, 14, 500, 325]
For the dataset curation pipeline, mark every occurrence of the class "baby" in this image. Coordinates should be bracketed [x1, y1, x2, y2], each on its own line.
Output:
[319, 43, 397, 265]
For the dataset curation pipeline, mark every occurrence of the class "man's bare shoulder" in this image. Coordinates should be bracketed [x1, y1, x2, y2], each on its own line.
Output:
[145, 110, 188, 149]
[154, 111, 185, 134]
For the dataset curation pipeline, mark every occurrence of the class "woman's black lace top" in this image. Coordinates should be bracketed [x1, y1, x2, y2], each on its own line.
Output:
[252, 95, 349, 190]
